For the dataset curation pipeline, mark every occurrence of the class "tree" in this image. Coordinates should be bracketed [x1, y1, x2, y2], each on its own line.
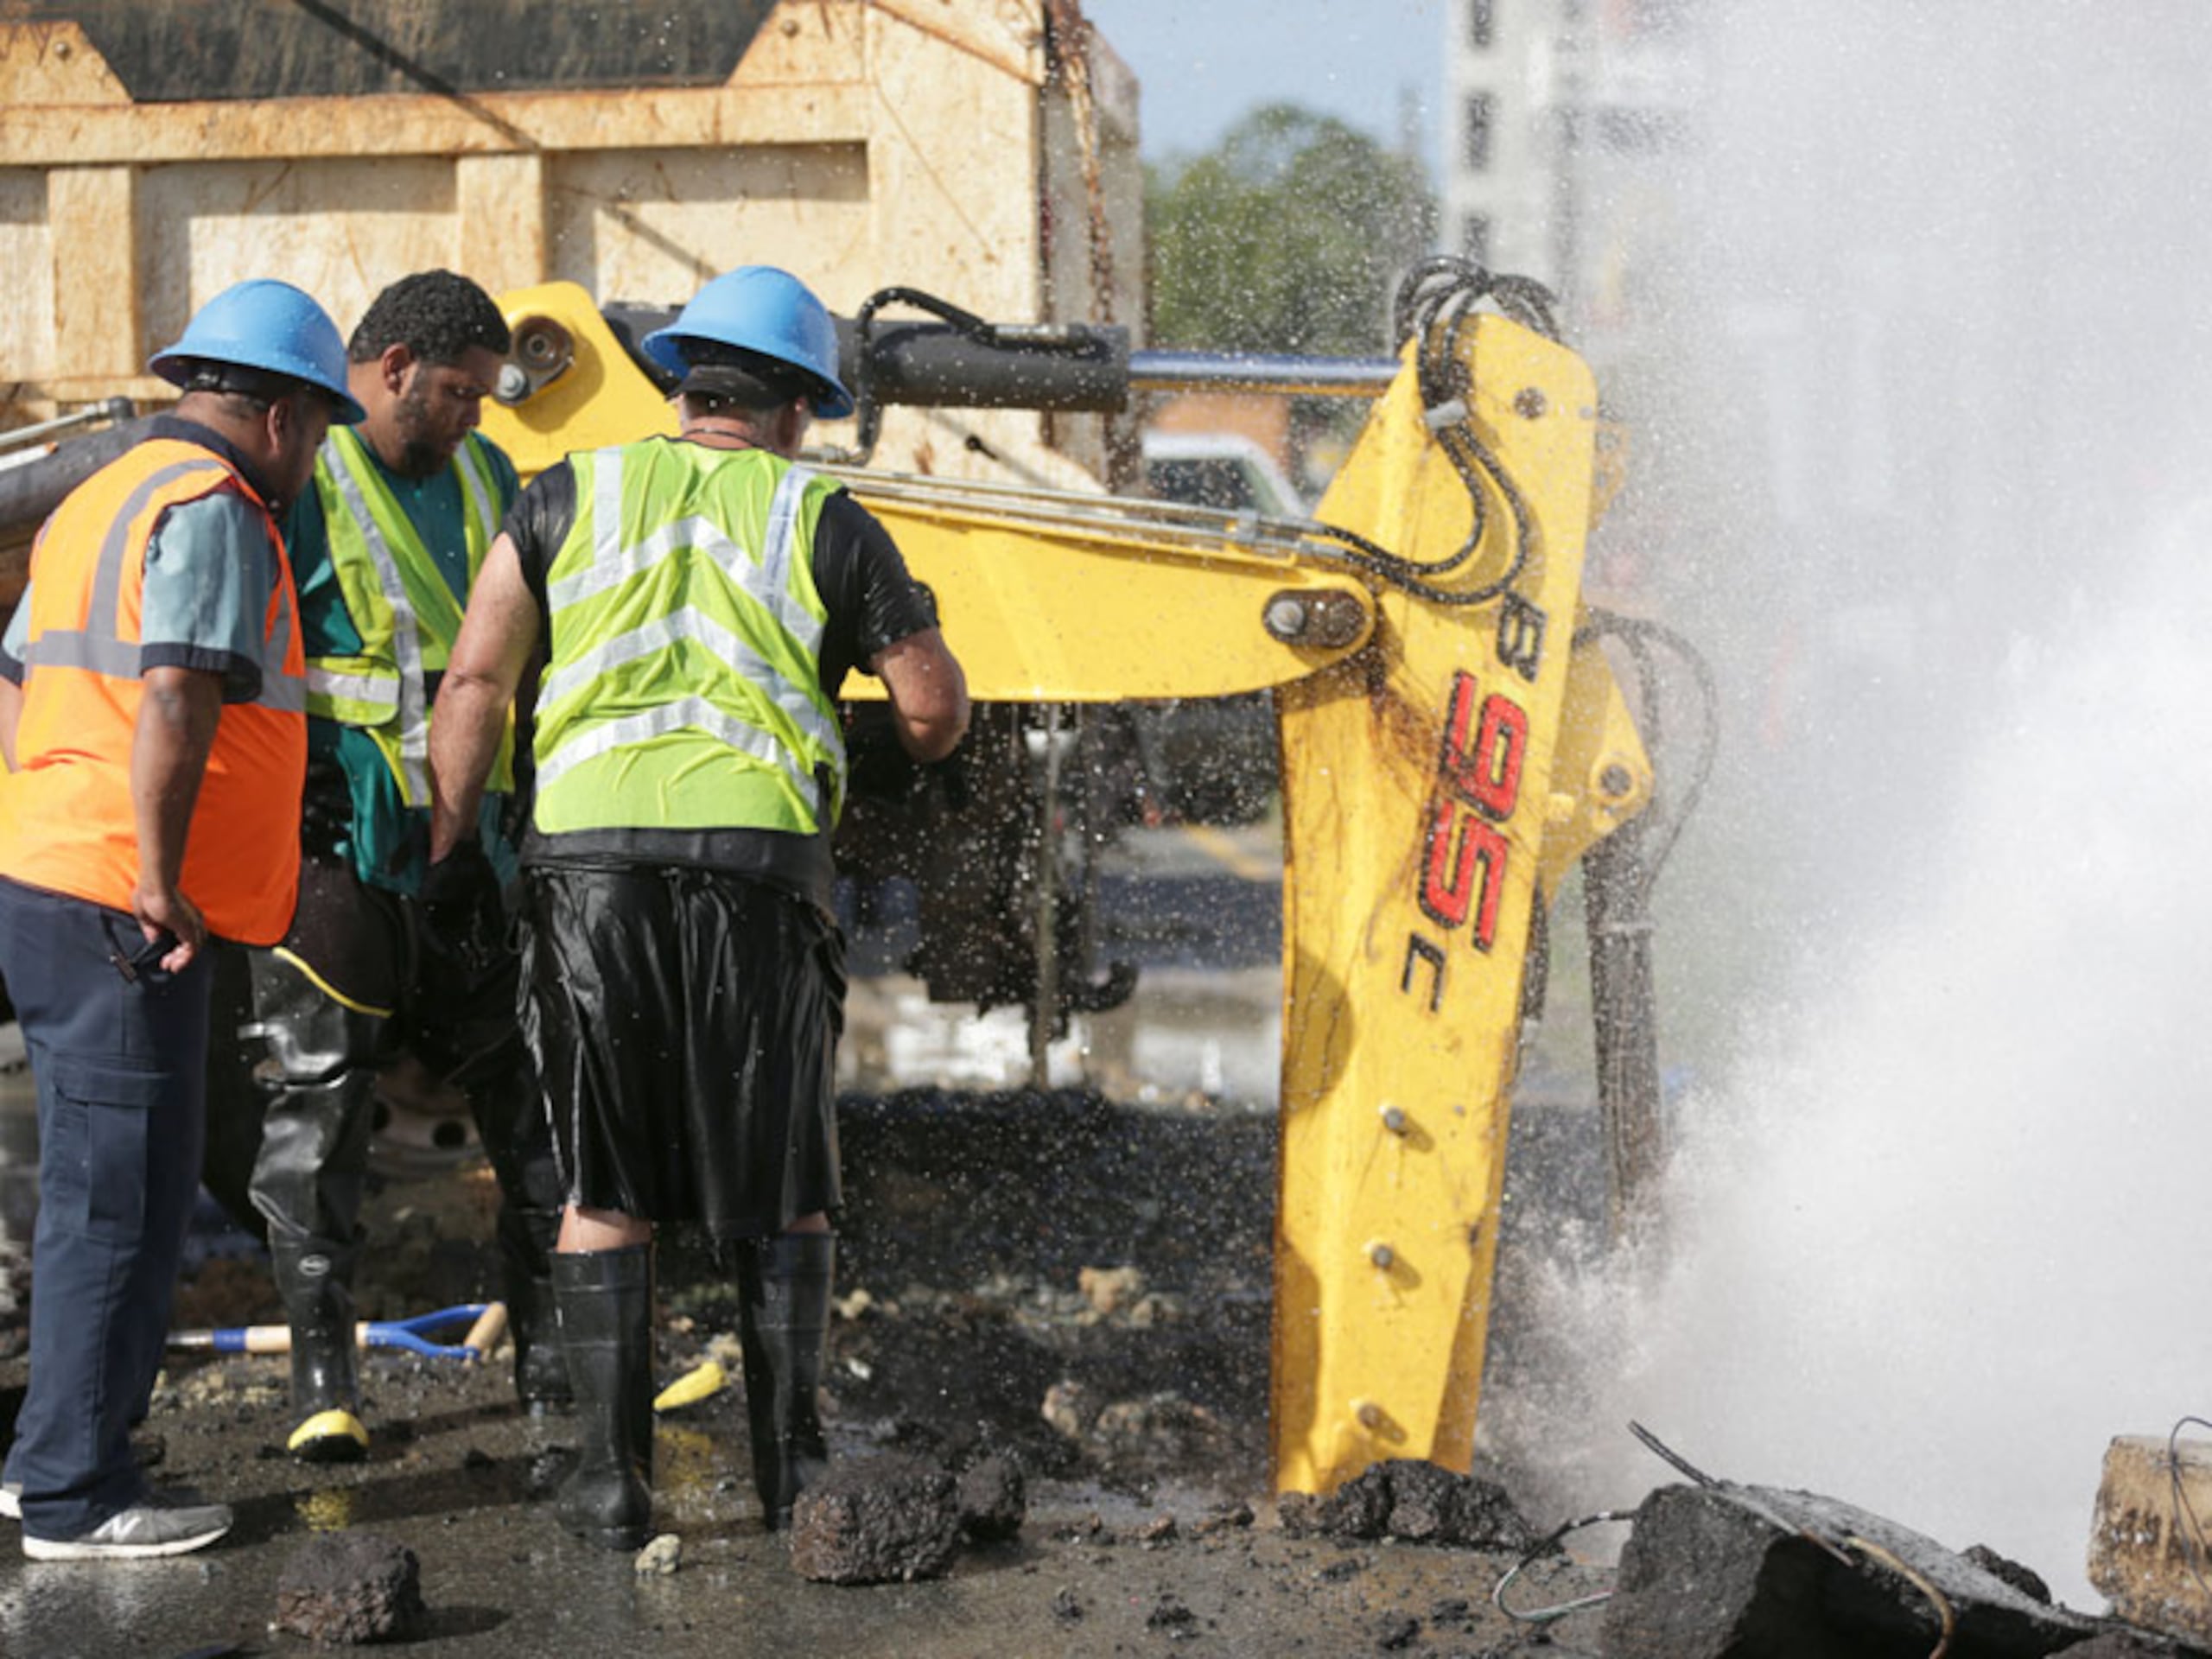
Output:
[1147, 104, 1435, 356]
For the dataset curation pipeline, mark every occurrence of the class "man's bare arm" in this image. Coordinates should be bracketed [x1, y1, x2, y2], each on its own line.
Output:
[0, 677, 22, 772]
[429, 532, 540, 861]
[131, 664, 225, 969]
[871, 626, 969, 763]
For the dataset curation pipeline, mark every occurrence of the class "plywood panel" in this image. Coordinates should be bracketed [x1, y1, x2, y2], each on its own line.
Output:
[48, 166, 138, 384]
[0, 82, 873, 167]
[137, 157, 456, 349]
[456, 152, 548, 301]
[548, 144, 868, 306]
[0, 0, 1145, 462]
[863, 4, 1039, 321]
[0, 21, 129, 105]
[871, 0, 1042, 83]
[0, 173, 58, 389]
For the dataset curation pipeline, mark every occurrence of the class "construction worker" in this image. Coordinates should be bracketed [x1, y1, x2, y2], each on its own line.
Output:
[201, 270, 569, 1465]
[0, 280, 360, 1558]
[429, 265, 969, 1547]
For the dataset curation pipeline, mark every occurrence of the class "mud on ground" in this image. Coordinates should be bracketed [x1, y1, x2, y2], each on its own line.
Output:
[0, 1088, 1613, 1656]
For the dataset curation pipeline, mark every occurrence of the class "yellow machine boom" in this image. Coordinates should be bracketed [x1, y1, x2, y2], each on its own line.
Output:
[1274, 325, 1649, 1490]
[479, 278, 1656, 1496]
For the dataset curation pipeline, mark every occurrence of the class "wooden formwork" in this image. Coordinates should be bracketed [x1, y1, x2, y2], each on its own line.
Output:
[0, 0, 1142, 488]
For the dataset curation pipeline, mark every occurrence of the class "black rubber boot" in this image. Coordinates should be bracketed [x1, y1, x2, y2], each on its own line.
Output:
[501, 1206, 571, 1414]
[240, 950, 384, 1466]
[270, 1236, 367, 1464]
[737, 1233, 835, 1529]
[553, 1246, 654, 1548]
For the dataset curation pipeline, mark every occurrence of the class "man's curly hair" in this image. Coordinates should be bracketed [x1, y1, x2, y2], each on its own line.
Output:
[348, 270, 511, 365]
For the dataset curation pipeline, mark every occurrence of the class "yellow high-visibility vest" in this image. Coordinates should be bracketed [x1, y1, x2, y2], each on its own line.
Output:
[534, 438, 846, 837]
[307, 426, 511, 804]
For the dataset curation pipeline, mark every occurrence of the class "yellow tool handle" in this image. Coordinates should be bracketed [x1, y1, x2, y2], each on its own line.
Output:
[463, 1302, 508, 1357]
[653, 1360, 726, 1413]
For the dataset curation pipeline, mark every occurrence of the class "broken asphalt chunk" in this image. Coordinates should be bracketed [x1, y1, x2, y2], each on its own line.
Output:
[273, 1532, 427, 1646]
[1599, 1482, 2101, 1659]
[788, 1454, 963, 1585]
[1276, 1459, 1537, 1550]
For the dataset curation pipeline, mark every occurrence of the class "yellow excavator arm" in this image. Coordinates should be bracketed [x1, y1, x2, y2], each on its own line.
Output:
[1273, 321, 1649, 1490]
[478, 278, 1657, 1496]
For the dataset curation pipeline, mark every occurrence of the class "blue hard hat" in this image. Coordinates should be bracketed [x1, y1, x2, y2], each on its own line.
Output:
[641, 266, 853, 421]
[148, 279, 365, 424]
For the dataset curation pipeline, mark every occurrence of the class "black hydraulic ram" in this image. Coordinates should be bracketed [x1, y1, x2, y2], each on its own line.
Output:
[0, 406, 150, 556]
[604, 286, 1400, 427]
[830, 284, 1395, 459]
[834, 321, 1402, 409]
[609, 285, 1396, 464]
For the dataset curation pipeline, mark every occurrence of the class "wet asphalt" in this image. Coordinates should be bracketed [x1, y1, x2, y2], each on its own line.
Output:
[0, 1335, 1606, 1657]
[0, 826, 1615, 1655]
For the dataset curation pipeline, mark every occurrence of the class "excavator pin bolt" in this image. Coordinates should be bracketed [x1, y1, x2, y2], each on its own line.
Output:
[1379, 1105, 1409, 1135]
[1368, 1243, 1395, 1270]
[1263, 589, 1367, 649]
[1354, 1400, 1385, 1431]
[1264, 594, 1313, 641]
[514, 315, 573, 372]
[1600, 763, 1634, 798]
[1514, 387, 1548, 419]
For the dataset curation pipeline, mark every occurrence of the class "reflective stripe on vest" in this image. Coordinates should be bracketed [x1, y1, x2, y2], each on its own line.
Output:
[0, 437, 307, 944]
[533, 441, 846, 837]
[308, 428, 505, 804]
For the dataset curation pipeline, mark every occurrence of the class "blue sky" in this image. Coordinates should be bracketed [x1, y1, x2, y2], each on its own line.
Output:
[1080, 0, 1449, 179]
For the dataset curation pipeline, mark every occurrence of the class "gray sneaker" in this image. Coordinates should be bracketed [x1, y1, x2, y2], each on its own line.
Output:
[4, 1434, 164, 1522]
[22, 1497, 232, 1560]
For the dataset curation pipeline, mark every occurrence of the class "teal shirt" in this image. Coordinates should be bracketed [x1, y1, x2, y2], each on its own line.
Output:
[284, 436, 521, 896]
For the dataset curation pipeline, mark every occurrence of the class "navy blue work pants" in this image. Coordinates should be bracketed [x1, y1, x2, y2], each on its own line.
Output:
[0, 876, 210, 1539]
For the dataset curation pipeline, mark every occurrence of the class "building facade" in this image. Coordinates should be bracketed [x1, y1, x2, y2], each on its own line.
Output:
[1440, 0, 1700, 344]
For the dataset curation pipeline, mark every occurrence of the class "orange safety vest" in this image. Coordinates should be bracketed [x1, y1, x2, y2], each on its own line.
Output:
[0, 437, 307, 945]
